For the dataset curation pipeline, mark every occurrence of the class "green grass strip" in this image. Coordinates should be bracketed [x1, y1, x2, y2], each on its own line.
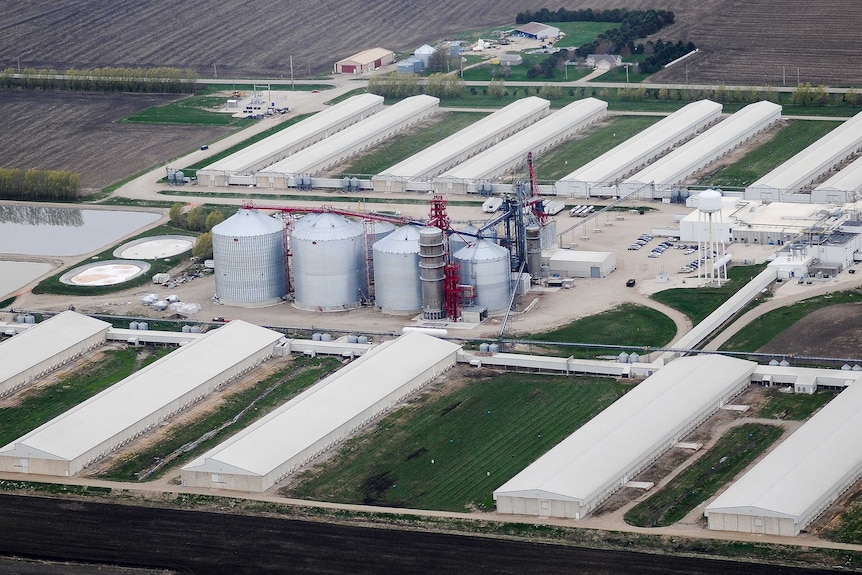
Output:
[650, 264, 767, 325]
[100, 356, 340, 481]
[624, 423, 784, 527]
[757, 387, 838, 420]
[285, 372, 630, 512]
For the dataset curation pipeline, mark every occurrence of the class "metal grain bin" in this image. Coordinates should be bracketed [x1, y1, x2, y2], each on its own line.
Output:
[212, 208, 287, 307]
[373, 225, 422, 314]
[454, 239, 511, 313]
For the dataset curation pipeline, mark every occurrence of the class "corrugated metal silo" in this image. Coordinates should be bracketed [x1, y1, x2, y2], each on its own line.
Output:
[292, 212, 366, 311]
[212, 208, 286, 307]
[373, 225, 422, 314]
[419, 227, 446, 320]
[449, 223, 478, 255]
[454, 238, 511, 313]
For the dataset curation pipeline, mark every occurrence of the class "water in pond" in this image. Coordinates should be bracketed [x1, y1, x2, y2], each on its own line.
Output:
[0, 205, 160, 256]
[0, 261, 54, 299]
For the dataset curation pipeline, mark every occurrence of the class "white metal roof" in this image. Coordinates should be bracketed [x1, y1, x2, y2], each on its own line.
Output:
[201, 94, 384, 173]
[377, 97, 550, 179]
[437, 98, 607, 181]
[182, 331, 460, 478]
[212, 208, 283, 237]
[258, 95, 439, 176]
[814, 154, 862, 194]
[557, 100, 723, 186]
[705, 378, 862, 526]
[622, 101, 781, 191]
[0, 311, 110, 385]
[494, 355, 756, 505]
[337, 47, 395, 66]
[0, 320, 283, 462]
[548, 250, 614, 264]
[748, 112, 862, 193]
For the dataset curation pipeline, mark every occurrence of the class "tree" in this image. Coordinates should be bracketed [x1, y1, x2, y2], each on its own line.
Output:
[539, 84, 563, 100]
[846, 87, 859, 106]
[186, 206, 206, 231]
[169, 202, 185, 227]
[193, 232, 213, 260]
[205, 210, 225, 231]
[488, 79, 505, 98]
[426, 48, 451, 74]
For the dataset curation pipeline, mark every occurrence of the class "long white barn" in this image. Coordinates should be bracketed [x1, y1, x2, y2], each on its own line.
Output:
[494, 355, 755, 520]
[746, 111, 862, 201]
[0, 311, 110, 398]
[705, 378, 862, 536]
[181, 331, 460, 492]
[554, 99, 723, 198]
[618, 101, 782, 198]
[433, 98, 608, 194]
[372, 96, 551, 193]
[197, 94, 384, 186]
[256, 95, 439, 187]
[811, 154, 862, 204]
[0, 320, 283, 477]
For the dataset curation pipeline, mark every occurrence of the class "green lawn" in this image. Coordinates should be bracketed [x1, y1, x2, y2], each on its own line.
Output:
[624, 423, 784, 527]
[822, 491, 862, 544]
[698, 120, 843, 189]
[461, 57, 594, 83]
[757, 387, 839, 420]
[651, 264, 768, 326]
[534, 115, 661, 181]
[0, 348, 168, 446]
[100, 356, 341, 481]
[122, 94, 251, 126]
[521, 303, 676, 357]
[340, 112, 487, 177]
[284, 372, 631, 511]
[719, 289, 862, 353]
[592, 63, 651, 84]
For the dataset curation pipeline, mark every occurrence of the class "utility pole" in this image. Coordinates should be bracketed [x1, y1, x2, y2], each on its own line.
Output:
[213, 63, 217, 79]
[290, 55, 294, 89]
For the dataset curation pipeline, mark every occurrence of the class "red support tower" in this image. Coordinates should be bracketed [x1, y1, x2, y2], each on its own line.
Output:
[443, 262, 460, 322]
[527, 151, 549, 225]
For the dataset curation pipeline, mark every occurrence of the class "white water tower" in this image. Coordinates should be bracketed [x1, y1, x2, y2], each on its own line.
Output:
[697, 189, 728, 285]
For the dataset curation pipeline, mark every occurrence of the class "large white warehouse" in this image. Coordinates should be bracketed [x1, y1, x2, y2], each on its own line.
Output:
[554, 99, 723, 198]
[433, 98, 608, 194]
[618, 101, 782, 198]
[181, 331, 460, 492]
[811, 154, 862, 204]
[256, 95, 439, 187]
[493, 355, 755, 519]
[705, 377, 862, 536]
[372, 97, 551, 193]
[197, 94, 385, 186]
[0, 311, 110, 398]
[745, 111, 862, 201]
[0, 320, 283, 477]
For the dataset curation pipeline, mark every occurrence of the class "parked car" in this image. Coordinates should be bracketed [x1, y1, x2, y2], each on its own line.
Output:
[626, 278, 636, 287]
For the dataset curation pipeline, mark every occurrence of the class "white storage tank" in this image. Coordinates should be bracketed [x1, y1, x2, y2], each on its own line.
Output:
[212, 208, 287, 307]
[292, 212, 366, 311]
[373, 225, 423, 314]
[454, 239, 511, 313]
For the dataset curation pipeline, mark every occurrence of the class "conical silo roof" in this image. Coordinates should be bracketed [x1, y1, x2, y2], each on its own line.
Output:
[373, 225, 421, 254]
[213, 208, 284, 237]
[292, 212, 363, 241]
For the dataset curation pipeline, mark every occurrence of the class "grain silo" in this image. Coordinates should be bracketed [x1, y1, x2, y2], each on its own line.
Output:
[449, 223, 478, 255]
[212, 208, 286, 306]
[454, 239, 511, 313]
[419, 227, 446, 320]
[372, 225, 422, 314]
[291, 212, 366, 311]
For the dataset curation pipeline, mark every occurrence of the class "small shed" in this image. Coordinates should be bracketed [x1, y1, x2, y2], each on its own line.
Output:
[545, 250, 616, 278]
[499, 54, 523, 66]
[397, 57, 423, 75]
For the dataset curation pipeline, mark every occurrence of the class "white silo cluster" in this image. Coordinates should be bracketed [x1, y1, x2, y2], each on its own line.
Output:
[212, 208, 287, 306]
[291, 213, 367, 311]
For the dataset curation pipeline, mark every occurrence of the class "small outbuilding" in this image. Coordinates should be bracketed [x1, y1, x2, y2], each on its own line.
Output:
[498, 54, 523, 67]
[512, 22, 561, 40]
[334, 47, 395, 74]
[544, 250, 616, 278]
[413, 44, 436, 66]
[585, 54, 622, 70]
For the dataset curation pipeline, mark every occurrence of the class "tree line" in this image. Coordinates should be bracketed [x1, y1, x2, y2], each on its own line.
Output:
[169, 203, 227, 260]
[638, 40, 697, 74]
[367, 72, 465, 99]
[516, 8, 675, 29]
[0, 168, 80, 201]
[0, 67, 197, 93]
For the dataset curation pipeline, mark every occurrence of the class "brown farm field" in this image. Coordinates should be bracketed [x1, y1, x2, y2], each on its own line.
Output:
[0, 90, 232, 191]
[1, 1, 861, 86]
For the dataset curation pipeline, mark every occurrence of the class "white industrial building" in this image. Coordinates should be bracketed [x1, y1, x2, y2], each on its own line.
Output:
[0, 311, 110, 398]
[811, 154, 862, 204]
[746, 111, 862, 202]
[197, 94, 385, 186]
[372, 97, 551, 193]
[334, 47, 396, 74]
[554, 100, 723, 197]
[181, 331, 460, 492]
[618, 101, 782, 198]
[0, 320, 283, 477]
[542, 250, 616, 278]
[256, 95, 439, 187]
[493, 355, 755, 520]
[433, 98, 608, 194]
[513, 22, 561, 40]
[705, 378, 862, 536]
